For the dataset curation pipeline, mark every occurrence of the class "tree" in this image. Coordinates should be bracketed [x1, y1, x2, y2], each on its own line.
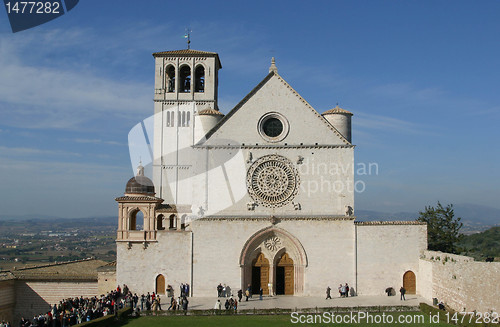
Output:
[417, 202, 463, 254]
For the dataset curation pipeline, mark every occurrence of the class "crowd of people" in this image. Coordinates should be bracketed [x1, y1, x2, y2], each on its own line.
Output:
[19, 285, 133, 327]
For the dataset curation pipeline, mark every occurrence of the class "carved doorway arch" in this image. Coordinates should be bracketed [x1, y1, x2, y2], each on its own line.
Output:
[240, 227, 307, 295]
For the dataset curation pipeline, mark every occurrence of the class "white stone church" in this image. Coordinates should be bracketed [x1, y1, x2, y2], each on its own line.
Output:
[115, 48, 427, 297]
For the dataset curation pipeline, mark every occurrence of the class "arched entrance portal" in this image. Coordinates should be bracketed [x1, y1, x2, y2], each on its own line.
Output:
[240, 227, 307, 296]
[403, 271, 416, 294]
[251, 253, 269, 295]
[156, 274, 165, 294]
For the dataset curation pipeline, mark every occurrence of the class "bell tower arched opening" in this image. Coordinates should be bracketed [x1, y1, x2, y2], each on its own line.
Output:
[195, 65, 205, 92]
[166, 65, 175, 92]
[179, 65, 191, 93]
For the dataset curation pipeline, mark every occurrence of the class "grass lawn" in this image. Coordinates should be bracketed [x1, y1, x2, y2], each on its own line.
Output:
[121, 312, 453, 327]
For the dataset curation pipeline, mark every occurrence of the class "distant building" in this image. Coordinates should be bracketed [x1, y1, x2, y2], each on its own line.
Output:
[0, 259, 107, 323]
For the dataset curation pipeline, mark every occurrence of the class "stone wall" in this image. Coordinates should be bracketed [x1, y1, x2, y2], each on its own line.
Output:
[355, 222, 427, 296]
[0, 279, 15, 323]
[191, 217, 357, 297]
[14, 281, 98, 322]
[419, 250, 500, 313]
[116, 230, 192, 296]
[97, 270, 117, 296]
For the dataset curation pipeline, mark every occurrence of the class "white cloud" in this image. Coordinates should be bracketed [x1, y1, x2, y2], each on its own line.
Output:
[354, 112, 432, 135]
[367, 83, 444, 102]
[0, 145, 82, 157]
[0, 28, 151, 130]
[74, 138, 125, 146]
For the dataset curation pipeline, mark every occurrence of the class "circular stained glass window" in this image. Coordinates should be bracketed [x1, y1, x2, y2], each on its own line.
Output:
[262, 117, 283, 138]
[258, 113, 289, 142]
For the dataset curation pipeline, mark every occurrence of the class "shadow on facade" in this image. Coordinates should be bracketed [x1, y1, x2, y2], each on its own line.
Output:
[14, 282, 51, 323]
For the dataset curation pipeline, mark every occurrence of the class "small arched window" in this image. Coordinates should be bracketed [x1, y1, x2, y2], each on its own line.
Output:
[182, 111, 186, 127]
[195, 65, 205, 93]
[179, 65, 191, 93]
[130, 209, 144, 231]
[166, 112, 170, 127]
[169, 214, 176, 229]
[170, 112, 175, 127]
[157, 214, 164, 230]
[181, 214, 187, 230]
[186, 112, 191, 127]
[166, 65, 175, 92]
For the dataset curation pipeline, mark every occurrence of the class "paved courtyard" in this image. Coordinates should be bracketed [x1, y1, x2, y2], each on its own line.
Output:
[167, 294, 430, 311]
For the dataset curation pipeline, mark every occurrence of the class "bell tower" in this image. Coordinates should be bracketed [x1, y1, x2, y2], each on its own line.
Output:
[152, 49, 222, 203]
[152, 49, 221, 108]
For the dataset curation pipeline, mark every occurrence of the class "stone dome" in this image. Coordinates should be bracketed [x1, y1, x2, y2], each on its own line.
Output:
[124, 164, 155, 195]
[322, 105, 353, 116]
[197, 108, 224, 116]
[125, 176, 155, 195]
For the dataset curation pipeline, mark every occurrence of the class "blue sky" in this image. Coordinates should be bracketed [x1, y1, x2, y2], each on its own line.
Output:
[0, 0, 499, 218]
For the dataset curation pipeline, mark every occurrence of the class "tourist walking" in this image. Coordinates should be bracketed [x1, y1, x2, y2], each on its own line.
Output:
[400, 286, 406, 301]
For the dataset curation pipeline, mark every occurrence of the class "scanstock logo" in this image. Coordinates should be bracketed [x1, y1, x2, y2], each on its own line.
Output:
[3, 0, 79, 33]
[128, 105, 247, 216]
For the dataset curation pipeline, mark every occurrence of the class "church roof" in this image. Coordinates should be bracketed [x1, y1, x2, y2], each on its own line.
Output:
[198, 71, 352, 145]
[322, 105, 353, 116]
[152, 49, 222, 68]
[354, 221, 427, 225]
[8, 259, 108, 281]
[197, 108, 224, 116]
[0, 271, 15, 281]
[197, 72, 274, 143]
[97, 261, 116, 272]
[156, 204, 192, 213]
[115, 195, 163, 202]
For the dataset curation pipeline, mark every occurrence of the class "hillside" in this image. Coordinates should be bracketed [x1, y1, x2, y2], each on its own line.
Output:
[356, 203, 500, 233]
[459, 226, 500, 261]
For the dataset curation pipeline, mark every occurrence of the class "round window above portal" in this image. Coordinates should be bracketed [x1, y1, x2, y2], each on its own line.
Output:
[258, 112, 289, 142]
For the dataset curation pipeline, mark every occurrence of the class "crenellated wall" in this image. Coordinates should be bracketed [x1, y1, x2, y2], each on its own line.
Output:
[419, 250, 500, 313]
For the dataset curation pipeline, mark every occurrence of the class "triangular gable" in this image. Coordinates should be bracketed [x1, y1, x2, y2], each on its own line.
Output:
[198, 72, 352, 146]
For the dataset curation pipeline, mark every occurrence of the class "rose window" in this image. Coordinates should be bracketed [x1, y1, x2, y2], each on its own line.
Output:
[246, 155, 299, 208]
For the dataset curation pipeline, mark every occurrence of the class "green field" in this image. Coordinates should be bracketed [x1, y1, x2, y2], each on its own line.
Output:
[121, 312, 453, 327]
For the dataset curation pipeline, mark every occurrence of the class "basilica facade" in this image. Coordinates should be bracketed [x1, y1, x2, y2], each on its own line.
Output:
[115, 49, 427, 297]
